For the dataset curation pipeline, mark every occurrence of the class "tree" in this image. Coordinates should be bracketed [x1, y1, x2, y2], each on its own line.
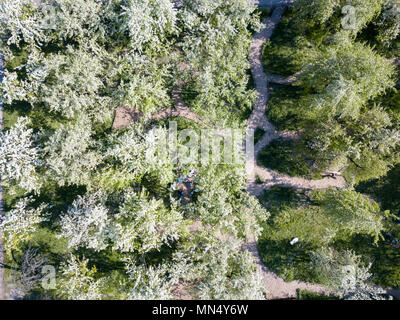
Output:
[57, 255, 106, 300]
[0, 0, 45, 46]
[294, 0, 383, 35]
[177, 0, 260, 125]
[312, 248, 390, 300]
[312, 189, 389, 243]
[0, 117, 41, 193]
[41, 0, 109, 43]
[299, 39, 395, 120]
[172, 231, 266, 300]
[110, 189, 184, 253]
[264, 188, 388, 248]
[104, 125, 175, 188]
[293, 34, 399, 183]
[109, 53, 172, 116]
[122, 260, 178, 300]
[0, 197, 46, 253]
[38, 44, 112, 120]
[7, 247, 48, 299]
[43, 117, 102, 187]
[58, 192, 111, 251]
[377, 0, 400, 46]
[186, 163, 269, 240]
[119, 0, 177, 54]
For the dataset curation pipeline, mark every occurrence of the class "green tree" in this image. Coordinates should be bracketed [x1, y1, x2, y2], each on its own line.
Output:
[312, 248, 390, 300]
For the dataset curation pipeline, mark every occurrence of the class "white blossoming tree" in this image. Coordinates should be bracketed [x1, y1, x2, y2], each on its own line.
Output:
[0, 0, 45, 46]
[43, 117, 102, 187]
[57, 255, 106, 300]
[172, 231, 266, 300]
[0, 117, 41, 193]
[122, 261, 178, 300]
[0, 197, 46, 253]
[111, 190, 184, 253]
[58, 192, 111, 251]
[103, 125, 175, 189]
[119, 0, 177, 53]
[312, 248, 390, 300]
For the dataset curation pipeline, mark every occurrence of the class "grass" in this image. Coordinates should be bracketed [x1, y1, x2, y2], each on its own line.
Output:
[254, 127, 265, 144]
[266, 83, 309, 131]
[255, 7, 272, 20]
[256, 179, 400, 289]
[296, 289, 339, 300]
[333, 224, 400, 289]
[258, 186, 305, 211]
[3, 101, 68, 132]
[356, 164, 400, 218]
[149, 116, 204, 133]
[261, 10, 304, 77]
[257, 187, 319, 283]
[258, 237, 318, 283]
[257, 138, 323, 180]
[351, 166, 400, 288]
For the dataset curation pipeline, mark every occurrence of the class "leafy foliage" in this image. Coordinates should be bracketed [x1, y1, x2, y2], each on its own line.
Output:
[0, 117, 40, 193]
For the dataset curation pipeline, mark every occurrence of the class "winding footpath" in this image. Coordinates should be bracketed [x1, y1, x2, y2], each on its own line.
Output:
[246, 7, 346, 197]
[244, 6, 344, 299]
[244, 4, 400, 300]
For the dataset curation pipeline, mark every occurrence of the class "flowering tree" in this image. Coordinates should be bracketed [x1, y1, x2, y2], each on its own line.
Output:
[172, 231, 266, 300]
[177, 0, 260, 125]
[43, 117, 102, 187]
[0, 197, 46, 253]
[119, 0, 177, 53]
[0, 0, 45, 46]
[104, 125, 175, 187]
[38, 44, 111, 120]
[111, 190, 184, 253]
[123, 260, 178, 300]
[187, 163, 269, 240]
[58, 192, 111, 251]
[57, 255, 106, 300]
[312, 248, 390, 300]
[377, 0, 400, 45]
[0, 117, 40, 193]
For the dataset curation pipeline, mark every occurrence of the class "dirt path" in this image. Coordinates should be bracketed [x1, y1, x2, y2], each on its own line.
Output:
[245, 6, 346, 299]
[246, 7, 346, 194]
[245, 234, 326, 299]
